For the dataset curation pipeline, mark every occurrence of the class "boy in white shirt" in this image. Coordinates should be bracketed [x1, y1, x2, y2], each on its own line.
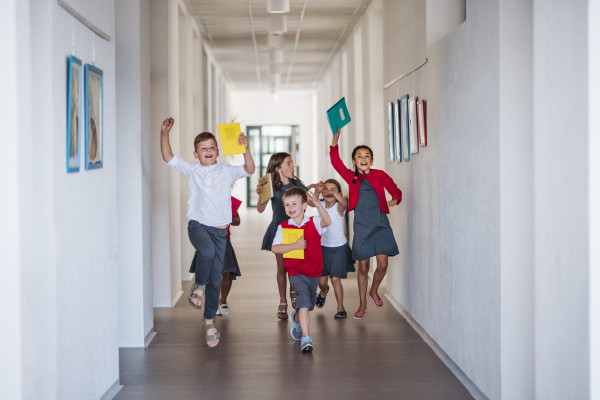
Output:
[160, 117, 255, 348]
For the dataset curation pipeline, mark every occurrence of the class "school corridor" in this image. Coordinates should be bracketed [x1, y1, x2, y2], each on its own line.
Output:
[2, 0, 600, 400]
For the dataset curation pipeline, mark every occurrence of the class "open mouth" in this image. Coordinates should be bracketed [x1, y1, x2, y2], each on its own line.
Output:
[360, 162, 368, 167]
[205, 155, 213, 158]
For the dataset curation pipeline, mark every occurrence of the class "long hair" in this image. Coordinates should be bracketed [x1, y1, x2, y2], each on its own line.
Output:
[351, 145, 374, 184]
[266, 152, 303, 191]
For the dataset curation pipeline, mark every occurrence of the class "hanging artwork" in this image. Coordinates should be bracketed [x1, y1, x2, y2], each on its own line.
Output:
[394, 99, 402, 162]
[66, 55, 82, 173]
[418, 99, 427, 146]
[85, 64, 103, 170]
[387, 102, 395, 161]
[409, 96, 419, 155]
[400, 95, 410, 161]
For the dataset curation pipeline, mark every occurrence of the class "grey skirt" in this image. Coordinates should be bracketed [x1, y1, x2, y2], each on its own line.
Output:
[322, 244, 355, 279]
[222, 238, 241, 279]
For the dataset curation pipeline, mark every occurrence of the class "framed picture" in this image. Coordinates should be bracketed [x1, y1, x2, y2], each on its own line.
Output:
[418, 99, 427, 146]
[387, 102, 395, 161]
[394, 99, 402, 162]
[400, 94, 410, 161]
[66, 55, 82, 173]
[85, 64, 103, 170]
[409, 96, 419, 155]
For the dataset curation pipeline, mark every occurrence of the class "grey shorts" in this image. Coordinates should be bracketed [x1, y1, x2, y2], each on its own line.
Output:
[289, 275, 319, 312]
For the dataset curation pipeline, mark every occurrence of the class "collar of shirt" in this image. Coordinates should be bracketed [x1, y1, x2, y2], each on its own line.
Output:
[287, 215, 310, 227]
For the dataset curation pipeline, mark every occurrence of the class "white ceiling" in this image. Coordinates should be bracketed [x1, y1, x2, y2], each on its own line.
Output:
[183, 0, 371, 91]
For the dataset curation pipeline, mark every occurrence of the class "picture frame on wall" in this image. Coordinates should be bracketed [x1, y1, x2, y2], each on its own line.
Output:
[387, 102, 395, 161]
[85, 64, 103, 170]
[409, 96, 419, 155]
[400, 94, 410, 161]
[417, 99, 427, 146]
[394, 99, 402, 162]
[66, 55, 82, 173]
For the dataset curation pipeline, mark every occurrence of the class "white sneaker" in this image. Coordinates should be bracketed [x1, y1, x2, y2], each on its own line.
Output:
[220, 304, 231, 316]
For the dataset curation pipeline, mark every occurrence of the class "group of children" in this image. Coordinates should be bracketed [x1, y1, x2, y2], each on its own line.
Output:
[161, 118, 402, 352]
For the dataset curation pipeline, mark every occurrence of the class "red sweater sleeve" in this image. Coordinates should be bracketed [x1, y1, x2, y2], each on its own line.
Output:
[380, 171, 402, 202]
[329, 145, 354, 184]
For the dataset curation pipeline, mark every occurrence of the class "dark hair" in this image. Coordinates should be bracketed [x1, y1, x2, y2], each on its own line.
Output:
[351, 145, 374, 184]
[194, 132, 218, 151]
[282, 187, 307, 204]
[266, 152, 302, 191]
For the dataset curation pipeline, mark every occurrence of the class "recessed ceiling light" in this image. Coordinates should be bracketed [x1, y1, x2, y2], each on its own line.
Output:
[267, 0, 290, 13]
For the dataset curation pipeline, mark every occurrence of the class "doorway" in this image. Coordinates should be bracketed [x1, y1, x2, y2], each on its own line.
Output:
[246, 125, 299, 206]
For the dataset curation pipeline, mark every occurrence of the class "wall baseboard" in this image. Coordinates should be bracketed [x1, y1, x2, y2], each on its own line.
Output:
[384, 293, 489, 400]
[99, 379, 123, 400]
[171, 289, 184, 307]
[144, 329, 157, 347]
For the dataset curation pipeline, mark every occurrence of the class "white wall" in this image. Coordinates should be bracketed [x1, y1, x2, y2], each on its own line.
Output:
[116, 0, 154, 347]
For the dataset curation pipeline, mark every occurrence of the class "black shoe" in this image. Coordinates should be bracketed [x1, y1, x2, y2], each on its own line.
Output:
[316, 285, 329, 308]
[334, 311, 347, 319]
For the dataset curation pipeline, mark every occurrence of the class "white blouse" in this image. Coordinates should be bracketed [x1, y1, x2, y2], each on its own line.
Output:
[167, 154, 250, 227]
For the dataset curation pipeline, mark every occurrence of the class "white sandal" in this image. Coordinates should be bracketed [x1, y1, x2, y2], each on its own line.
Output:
[220, 304, 231, 315]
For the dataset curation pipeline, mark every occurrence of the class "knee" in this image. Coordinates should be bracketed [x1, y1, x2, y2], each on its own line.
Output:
[377, 261, 388, 272]
[197, 245, 216, 260]
[358, 265, 369, 275]
[331, 277, 341, 284]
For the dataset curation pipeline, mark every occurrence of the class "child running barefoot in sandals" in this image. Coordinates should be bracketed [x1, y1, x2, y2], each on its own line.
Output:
[256, 153, 322, 320]
[271, 187, 331, 352]
[330, 127, 402, 320]
[311, 179, 355, 318]
[161, 118, 255, 347]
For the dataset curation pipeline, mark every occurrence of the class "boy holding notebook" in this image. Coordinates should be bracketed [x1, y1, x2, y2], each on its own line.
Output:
[271, 187, 331, 352]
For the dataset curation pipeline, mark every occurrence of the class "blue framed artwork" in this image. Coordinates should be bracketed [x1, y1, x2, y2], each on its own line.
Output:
[400, 94, 410, 161]
[394, 99, 402, 162]
[85, 64, 103, 170]
[387, 102, 395, 161]
[409, 96, 419, 155]
[66, 55, 82, 173]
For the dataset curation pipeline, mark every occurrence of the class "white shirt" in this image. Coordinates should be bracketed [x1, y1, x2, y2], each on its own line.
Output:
[319, 200, 347, 247]
[272, 215, 326, 245]
[167, 154, 251, 226]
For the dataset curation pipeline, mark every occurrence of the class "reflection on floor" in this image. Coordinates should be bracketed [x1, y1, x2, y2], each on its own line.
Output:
[116, 208, 473, 400]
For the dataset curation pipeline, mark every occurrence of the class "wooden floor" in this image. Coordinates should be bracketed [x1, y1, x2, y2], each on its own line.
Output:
[116, 208, 473, 400]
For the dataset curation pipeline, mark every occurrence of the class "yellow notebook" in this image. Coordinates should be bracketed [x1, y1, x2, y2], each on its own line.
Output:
[258, 173, 274, 205]
[217, 123, 247, 156]
[282, 228, 304, 259]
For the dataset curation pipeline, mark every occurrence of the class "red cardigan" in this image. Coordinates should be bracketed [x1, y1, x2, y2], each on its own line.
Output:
[330, 145, 402, 213]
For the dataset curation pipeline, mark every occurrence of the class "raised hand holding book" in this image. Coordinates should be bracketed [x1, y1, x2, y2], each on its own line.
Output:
[217, 123, 247, 156]
[326, 97, 351, 134]
[258, 173, 274, 205]
[282, 229, 304, 259]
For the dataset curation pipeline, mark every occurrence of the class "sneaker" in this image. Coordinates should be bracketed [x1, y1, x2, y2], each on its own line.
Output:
[301, 335, 313, 352]
[334, 311, 347, 319]
[289, 310, 301, 340]
[315, 285, 329, 308]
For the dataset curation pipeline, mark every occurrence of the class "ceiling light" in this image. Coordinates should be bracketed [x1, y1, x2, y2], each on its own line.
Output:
[267, 33, 285, 49]
[267, 0, 290, 13]
[269, 63, 282, 74]
[269, 49, 284, 64]
[268, 15, 287, 34]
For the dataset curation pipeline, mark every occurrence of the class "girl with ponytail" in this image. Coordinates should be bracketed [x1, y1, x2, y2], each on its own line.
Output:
[329, 127, 402, 320]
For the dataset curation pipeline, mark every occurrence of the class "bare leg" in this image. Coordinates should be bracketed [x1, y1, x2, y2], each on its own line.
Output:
[219, 272, 233, 306]
[369, 254, 389, 301]
[295, 307, 310, 337]
[318, 276, 329, 297]
[330, 277, 345, 312]
[356, 259, 370, 313]
[276, 254, 290, 315]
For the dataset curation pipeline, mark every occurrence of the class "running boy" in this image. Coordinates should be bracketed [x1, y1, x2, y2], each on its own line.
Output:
[271, 187, 331, 352]
[160, 117, 255, 348]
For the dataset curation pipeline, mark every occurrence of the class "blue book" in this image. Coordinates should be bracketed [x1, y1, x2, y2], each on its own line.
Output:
[326, 97, 351, 134]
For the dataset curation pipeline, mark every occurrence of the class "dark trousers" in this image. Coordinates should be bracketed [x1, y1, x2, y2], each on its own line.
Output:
[188, 220, 228, 319]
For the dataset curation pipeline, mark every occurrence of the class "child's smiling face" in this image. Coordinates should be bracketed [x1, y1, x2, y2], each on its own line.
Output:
[283, 195, 307, 219]
[276, 156, 295, 180]
[352, 148, 373, 174]
[194, 139, 219, 166]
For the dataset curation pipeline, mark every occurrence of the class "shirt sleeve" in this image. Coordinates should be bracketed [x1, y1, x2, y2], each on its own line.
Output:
[166, 154, 197, 176]
[312, 216, 326, 236]
[224, 163, 252, 182]
[272, 224, 284, 245]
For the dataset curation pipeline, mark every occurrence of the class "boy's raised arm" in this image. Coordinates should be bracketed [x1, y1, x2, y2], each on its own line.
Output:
[238, 132, 256, 175]
[160, 117, 175, 163]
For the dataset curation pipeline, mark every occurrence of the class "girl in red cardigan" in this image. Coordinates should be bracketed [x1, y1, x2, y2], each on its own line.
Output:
[330, 128, 402, 320]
